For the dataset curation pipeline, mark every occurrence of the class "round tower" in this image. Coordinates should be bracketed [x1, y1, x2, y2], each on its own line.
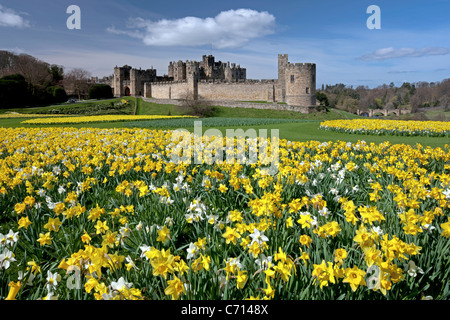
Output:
[284, 62, 316, 107]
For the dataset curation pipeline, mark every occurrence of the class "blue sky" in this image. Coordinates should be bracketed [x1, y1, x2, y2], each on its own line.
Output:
[1, 0, 449, 88]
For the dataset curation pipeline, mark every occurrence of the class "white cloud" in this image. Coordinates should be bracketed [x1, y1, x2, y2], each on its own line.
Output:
[0, 5, 29, 28]
[107, 9, 276, 49]
[359, 47, 450, 61]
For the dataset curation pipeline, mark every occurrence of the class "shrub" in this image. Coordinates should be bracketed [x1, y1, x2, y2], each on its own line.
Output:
[0, 74, 29, 108]
[176, 99, 217, 117]
[47, 86, 68, 103]
[88, 84, 113, 100]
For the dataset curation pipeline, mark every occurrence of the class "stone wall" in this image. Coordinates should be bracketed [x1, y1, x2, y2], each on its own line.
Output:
[202, 100, 314, 113]
[197, 81, 275, 102]
[141, 97, 315, 114]
[147, 79, 279, 102]
[148, 81, 192, 100]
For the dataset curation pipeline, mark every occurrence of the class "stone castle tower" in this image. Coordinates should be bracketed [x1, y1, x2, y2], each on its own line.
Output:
[113, 65, 159, 97]
[278, 54, 316, 106]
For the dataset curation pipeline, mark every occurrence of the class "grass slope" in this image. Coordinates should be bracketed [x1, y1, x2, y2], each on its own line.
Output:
[1, 98, 448, 148]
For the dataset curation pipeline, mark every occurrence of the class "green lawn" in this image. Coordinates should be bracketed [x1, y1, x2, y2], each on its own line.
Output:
[0, 97, 136, 115]
[1, 98, 448, 148]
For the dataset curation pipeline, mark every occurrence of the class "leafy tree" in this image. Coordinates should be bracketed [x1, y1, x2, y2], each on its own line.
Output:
[316, 91, 329, 107]
[50, 65, 64, 84]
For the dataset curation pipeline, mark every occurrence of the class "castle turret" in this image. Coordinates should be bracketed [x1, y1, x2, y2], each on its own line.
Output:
[278, 54, 288, 102]
[113, 65, 132, 97]
[284, 62, 316, 107]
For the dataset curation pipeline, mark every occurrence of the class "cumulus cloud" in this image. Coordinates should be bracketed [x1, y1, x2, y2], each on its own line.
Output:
[359, 47, 450, 61]
[0, 5, 29, 28]
[107, 9, 276, 49]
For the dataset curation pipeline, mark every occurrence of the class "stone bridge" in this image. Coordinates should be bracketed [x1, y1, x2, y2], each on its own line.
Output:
[356, 108, 411, 117]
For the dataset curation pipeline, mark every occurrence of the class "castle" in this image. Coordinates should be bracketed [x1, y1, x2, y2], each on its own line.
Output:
[113, 54, 316, 109]
[168, 54, 246, 82]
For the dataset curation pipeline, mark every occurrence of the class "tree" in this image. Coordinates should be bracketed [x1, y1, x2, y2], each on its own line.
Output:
[0, 74, 29, 108]
[88, 84, 113, 99]
[50, 65, 64, 84]
[0, 50, 17, 77]
[63, 68, 91, 100]
[12, 54, 52, 95]
[47, 86, 68, 103]
[316, 92, 329, 107]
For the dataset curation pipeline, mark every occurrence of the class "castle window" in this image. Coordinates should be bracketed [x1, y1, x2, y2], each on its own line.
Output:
[306, 87, 310, 94]
[290, 75, 294, 83]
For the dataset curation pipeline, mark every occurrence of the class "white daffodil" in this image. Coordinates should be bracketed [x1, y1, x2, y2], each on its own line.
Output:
[139, 245, 152, 259]
[0, 233, 7, 247]
[110, 277, 132, 292]
[423, 224, 436, 231]
[6, 229, 19, 246]
[249, 228, 269, 246]
[46, 270, 61, 292]
[225, 257, 243, 271]
[119, 224, 131, 238]
[255, 255, 273, 270]
[186, 243, 198, 260]
[206, 214, 218, 225]
[371, 226, 384, 236]
[329, 188, 339, 195]
[164, 217, 174, 227]
[404, 260, 424, 278]
[52, 166, 61, 175]
[443, 189, 450, 199]
[57, 185, 66, 194]
[125, 256, 138, 270]
[18, 270, 36, 286]
[0, 248, 16, 270]
[319, 207, 330, 217]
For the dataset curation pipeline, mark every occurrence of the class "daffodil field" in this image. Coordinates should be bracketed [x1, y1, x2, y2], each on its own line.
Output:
[21, 114, 197, 125]
[320, 119, 450, 137]
[0, 126, 449, 300]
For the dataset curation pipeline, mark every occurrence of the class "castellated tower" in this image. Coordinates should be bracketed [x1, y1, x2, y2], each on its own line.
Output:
[278, 54, 316, 107]
[278, 54, 288, 102]
[130, 68, 156, 96]
[113, 65, 131, 97]
[113, 65, 156, 97]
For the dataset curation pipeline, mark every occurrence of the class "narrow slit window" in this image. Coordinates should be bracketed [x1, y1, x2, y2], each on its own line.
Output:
[306, 87, 310, 94]
[290, 75, 295, 83]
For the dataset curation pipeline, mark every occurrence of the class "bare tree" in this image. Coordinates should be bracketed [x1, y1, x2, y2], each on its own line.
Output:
[5, 53, 52, 94]
[63, 68, 91, 100]
[0, 50, 17, 77]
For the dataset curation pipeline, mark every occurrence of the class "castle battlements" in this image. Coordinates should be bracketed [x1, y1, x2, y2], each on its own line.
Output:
[286, 62, 316, 70]
[151, 80, 187, 85]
